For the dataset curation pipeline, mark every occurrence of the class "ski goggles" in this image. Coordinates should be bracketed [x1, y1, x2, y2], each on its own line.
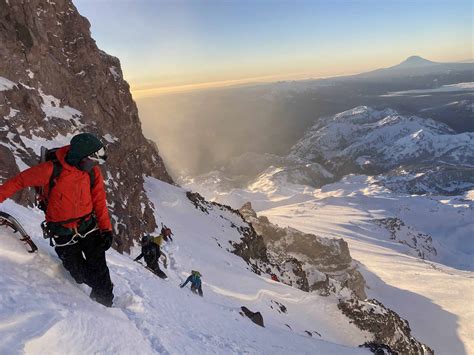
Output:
[88, 147, 107, 164]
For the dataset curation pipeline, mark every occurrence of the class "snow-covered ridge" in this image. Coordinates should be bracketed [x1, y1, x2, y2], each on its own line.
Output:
[290, 106, 473, 168]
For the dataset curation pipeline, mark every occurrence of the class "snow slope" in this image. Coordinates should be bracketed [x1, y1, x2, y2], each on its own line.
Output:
[186, 175, 474, 354]
[0, 179, 372, 355]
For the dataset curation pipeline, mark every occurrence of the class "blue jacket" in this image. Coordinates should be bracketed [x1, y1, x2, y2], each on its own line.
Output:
[182, 274, 201, 288]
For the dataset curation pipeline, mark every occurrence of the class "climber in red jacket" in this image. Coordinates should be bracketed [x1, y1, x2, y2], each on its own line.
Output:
[0, 133, 115, 307]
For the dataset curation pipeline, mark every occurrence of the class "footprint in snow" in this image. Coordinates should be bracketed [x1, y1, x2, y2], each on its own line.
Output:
[114, 292, 145, 313]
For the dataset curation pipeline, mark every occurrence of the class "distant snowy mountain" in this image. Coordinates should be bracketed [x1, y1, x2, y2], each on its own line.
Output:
[291, 106, 473, 168]
[395, 55, 437, 67]
[356, 55, 473, 78]
[289, 106, 474, 194]
[191, 106, 474, 195]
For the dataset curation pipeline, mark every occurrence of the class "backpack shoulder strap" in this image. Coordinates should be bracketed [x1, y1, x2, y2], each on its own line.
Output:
[48, 156, 63, 193]
[88, 168, 96, 188]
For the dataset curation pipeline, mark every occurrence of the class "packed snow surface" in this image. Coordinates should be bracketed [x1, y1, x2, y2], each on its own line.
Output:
[187, 174, 474, 355]
[0, 76, 16, 91]
[0, 179, 371, 355]
[38, 89, 83, 121]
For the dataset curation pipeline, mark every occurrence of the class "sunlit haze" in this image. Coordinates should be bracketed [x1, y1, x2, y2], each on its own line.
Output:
[74, 0, 472, 97]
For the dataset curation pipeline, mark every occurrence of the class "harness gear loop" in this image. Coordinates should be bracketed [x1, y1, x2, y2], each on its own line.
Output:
[41, 213, 98, 248]
[52, 225, 99, 248]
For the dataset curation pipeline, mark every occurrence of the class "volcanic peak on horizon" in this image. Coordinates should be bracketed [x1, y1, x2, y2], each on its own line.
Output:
[396, 55, 437, 67]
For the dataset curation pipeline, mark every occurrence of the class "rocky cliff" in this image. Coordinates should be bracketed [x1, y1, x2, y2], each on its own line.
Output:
[0, 0, 173, 251]
[239, 202, 366, 299]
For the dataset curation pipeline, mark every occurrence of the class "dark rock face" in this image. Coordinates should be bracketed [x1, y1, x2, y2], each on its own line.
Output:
[0, 0, 172, 251]
[339, 298, 433, 355]
[359, 342, 396, 355]
[240, 306, 265, 327]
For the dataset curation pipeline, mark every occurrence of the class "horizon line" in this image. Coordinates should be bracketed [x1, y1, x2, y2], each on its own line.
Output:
[131, 70, 360, 98]
[131, 56, 473, 99]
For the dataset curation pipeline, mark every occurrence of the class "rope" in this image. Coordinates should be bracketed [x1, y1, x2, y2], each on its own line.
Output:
[53, 225, 99, 248]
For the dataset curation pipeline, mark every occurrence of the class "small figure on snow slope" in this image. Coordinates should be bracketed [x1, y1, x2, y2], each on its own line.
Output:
[180, 270, 203, 297]
[134, 234, 168, 279]
[0, 133, 115, 307]
[160, 222, 173, 242]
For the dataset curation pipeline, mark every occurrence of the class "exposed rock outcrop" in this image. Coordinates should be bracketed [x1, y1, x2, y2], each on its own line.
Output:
[240, 306, 265, 328]
[0, 0, 172, 251]
[339, 298, 434, 355]
[239, 202, 366, 298]
[186, 191, 270, 274]
[374, 217, 437, 260]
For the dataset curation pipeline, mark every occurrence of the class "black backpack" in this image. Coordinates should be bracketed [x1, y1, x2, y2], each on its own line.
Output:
[35, 146, 95, 212]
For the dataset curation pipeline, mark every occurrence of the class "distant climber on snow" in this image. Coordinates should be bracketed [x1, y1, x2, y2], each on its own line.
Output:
[134, 234, 168, 279]
[180, 270, 203, 297]
[0, 133, 115, 307]
[160, 222, 174, 242]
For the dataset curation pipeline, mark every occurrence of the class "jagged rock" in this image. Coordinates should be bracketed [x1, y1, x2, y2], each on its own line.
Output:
[304, 330, 322, 338]
[186, 191, 213, 214]
[374, 218, 437, 260]
[239, 202, 366, 298]
[339, 298, 433, 355]
[360, 342, 396, 355]
[240, 306, 264, 327]
[0, 0, 172, 252]
[270, 300, 287, 314]
[186, 191, 270, 274]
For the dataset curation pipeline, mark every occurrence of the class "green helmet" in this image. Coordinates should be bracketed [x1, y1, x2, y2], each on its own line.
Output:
[67, 133, 105, 166]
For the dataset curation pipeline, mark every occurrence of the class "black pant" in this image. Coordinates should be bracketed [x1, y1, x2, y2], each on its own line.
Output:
[144, 245, 161, 273]
[191, 284, 203, 297]
[55, 229, 113, 306]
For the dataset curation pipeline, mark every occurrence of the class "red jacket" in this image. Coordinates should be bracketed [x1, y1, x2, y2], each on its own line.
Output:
[0, 146, 112, 231]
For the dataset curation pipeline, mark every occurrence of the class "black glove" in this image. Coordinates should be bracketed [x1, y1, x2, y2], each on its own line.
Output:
[101, 230, 113, 251]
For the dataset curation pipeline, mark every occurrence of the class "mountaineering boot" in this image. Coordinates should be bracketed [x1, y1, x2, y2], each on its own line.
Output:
[90, 286, 114, 307]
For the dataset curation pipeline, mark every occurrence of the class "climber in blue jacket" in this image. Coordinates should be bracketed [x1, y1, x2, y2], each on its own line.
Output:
[180, 270, 203, 297]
